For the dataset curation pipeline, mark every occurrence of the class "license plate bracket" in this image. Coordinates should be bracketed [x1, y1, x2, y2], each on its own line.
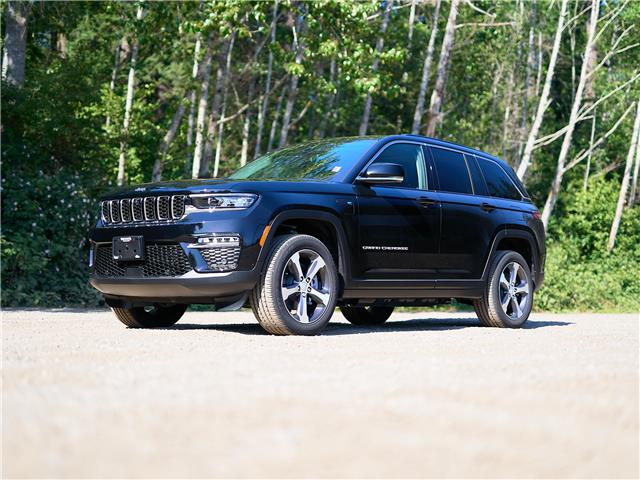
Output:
[113, 236, 145, 262]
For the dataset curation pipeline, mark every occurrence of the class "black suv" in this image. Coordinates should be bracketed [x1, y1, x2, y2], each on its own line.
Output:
[89, 135, 545, 335]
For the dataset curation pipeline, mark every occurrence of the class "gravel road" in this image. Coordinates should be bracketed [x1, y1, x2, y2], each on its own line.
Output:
[2, 309, 638, 479]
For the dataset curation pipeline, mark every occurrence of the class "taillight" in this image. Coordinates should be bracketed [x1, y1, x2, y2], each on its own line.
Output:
[532, 211, 542, 220]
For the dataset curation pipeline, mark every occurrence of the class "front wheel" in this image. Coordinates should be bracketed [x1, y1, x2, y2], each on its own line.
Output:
[474, 250, 533, 328]
[250, 234, 338, 335]
[112, 304, 187, 328]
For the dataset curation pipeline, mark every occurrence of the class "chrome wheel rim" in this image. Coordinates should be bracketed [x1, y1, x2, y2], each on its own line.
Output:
[499, 262, 530, 320]
[281, 249, 332, 324]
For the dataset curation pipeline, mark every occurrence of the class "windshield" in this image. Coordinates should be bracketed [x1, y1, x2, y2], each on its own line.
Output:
[229, 138, 378, 182]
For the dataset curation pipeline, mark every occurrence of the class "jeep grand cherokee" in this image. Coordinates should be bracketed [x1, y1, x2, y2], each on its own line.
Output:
[89, 135, 545, 335]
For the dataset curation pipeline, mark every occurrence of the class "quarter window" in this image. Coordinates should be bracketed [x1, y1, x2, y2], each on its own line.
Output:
[476, 157, 522, 200]
[370, 143, 427, 189]
[430, 147, 473, 195]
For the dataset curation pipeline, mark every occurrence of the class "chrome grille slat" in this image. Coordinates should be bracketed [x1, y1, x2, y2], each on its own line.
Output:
[120, 198, 132, 223]
[144, 197, 156, 221]
[110, 200, 121, 223]
[100, 195, 186, 225]
[101, 201, 111, 223]
[171, 195, 185, 219]
[132, 198, 144, 221]
[157, 196, 170, 220]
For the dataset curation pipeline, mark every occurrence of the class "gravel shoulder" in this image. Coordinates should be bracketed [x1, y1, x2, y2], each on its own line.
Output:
[2, 309, 638, 478]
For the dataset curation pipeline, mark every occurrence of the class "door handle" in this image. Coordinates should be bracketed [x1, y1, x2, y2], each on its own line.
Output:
[481, 202, 496, 212]
[417, 197, 437, 207]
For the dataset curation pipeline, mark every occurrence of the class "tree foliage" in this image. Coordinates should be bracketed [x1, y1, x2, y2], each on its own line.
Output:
[1, 0, 639, 310]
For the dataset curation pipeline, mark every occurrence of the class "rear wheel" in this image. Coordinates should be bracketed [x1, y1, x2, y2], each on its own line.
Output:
[250, 234, 338, 335]
[340, 306, 394, 326]
[112, 304, 187, 328]
[474, 250, 532, 328]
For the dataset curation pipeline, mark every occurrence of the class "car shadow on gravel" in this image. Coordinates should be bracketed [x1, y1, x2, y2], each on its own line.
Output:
[168, 318, 573, 335]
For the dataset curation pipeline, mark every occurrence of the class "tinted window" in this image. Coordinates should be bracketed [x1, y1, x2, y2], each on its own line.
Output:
[229, 138, 377, 181]
[477, 157, 522, 200]
[370, 143, 426, 189]
[466, 154, 488, 196]
[430, 147, 473, 194]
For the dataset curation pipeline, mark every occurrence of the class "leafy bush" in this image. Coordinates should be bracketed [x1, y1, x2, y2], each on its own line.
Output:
[1, 168, 101, 307]
[536, 179, 640, 312]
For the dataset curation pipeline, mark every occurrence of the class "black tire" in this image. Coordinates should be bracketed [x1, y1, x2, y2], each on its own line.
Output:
[112, 304, 187, 328]
[340, 306, 394, 325]
[250, 234, 338, 336]
[474, 250, 533, 328]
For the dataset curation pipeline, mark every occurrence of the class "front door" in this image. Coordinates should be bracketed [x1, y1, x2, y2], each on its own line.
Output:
[355, 142, 441, 280]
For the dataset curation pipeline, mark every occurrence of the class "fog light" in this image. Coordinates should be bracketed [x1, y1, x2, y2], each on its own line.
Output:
[189, 235, 240, 249]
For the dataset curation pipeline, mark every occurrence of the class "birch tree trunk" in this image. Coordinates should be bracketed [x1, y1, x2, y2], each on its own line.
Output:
[2, 0, 30, 87]
[185, 34, 202, 176]
[213, 32, 236, 178]
[105, 38, 125, 129]
[584, 108, 596, 191]
[535, 30, 543, 97]
[254, 0, 278, 159]
[424, 0, 459, 137]
[268, 83, 287, 152]
[151, 103, 186, 182]
[630, 119, 640, 206]
[240, 76, 256, 167]
[359, 0, 394, 137]
[408, 0, 417, 46]
[519, 2, 536, 158]
[607, 99, 640, 251]
[202, 36, 233, 174]
[191, 32, 215, 179]
[318, 58, 337, 139]
[279, 16, 305, 148]
[411, 0, 442, 134]
[117, 5, 144, 186]
[541, 0, 599, 228]
[515, 0, 568, 179]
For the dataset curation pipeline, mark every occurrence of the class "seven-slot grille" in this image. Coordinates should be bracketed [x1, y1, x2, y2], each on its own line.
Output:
[101, 195, 185, 225]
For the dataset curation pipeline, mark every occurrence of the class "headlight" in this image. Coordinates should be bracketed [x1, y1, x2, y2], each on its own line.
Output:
[187, 193, 258, 211]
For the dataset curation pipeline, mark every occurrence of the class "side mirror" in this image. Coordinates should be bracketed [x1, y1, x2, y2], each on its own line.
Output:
[357, 163, 405, 185]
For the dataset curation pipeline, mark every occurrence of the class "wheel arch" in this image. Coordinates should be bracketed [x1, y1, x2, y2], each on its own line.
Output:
[257, 209, 351, 288]
[488, 228, 541, 289]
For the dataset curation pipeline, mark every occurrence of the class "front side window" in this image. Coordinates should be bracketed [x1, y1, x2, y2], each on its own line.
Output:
[369, 143, 427, 189]
[430, 147, 473, 195]
[476, 157, 522, 200]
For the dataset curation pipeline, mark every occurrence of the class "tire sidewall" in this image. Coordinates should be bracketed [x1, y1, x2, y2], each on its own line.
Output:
[488, 251, 533, 328]
[266, 235, 338, 335]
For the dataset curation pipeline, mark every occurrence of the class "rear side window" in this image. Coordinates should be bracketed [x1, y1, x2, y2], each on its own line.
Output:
[430, 147, 473, 195]
[476, 157, 522, 200]
[465, 154, 488, 196]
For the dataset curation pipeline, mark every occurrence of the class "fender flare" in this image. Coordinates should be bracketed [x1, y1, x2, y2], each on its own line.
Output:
[485, 228, 541, 284]
[256, 209, 352, 283]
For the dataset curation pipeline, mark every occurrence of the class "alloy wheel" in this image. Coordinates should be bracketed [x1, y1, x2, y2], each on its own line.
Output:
[498, 261, 530, 320]
[280, 249, 332, 324]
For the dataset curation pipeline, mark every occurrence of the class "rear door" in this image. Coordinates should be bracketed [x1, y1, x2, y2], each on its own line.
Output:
[426, 145, 496, 280]
[355, 141, 441, 280]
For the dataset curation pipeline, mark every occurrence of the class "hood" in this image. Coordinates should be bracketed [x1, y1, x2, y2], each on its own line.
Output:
[102, 178, 351, 199]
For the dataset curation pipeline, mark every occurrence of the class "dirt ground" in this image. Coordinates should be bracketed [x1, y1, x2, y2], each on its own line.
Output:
[1, 309, 638, 479]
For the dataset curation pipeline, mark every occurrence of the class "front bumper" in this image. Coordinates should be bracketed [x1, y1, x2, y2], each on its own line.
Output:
[90, 269, 259, 304]
[88, 213, 269, 304]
